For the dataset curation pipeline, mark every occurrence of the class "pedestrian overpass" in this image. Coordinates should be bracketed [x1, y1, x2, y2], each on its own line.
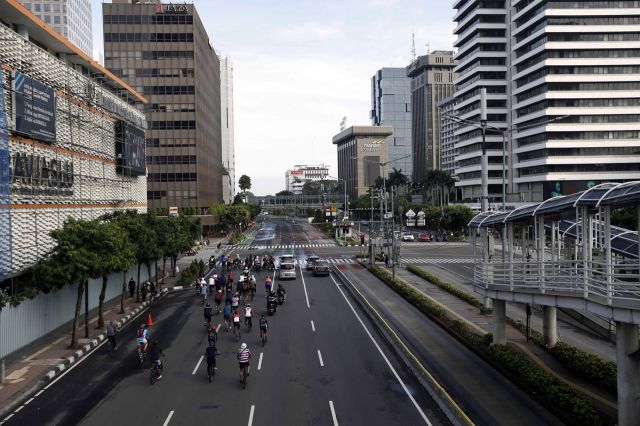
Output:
[469, 182, 640, 425]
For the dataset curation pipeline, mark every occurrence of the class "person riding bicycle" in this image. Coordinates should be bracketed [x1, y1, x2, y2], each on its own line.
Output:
[204, 302, 213, 326]
[223, 301, 232, 331]
[136, 324, 149, 354]
[199, 280, 208, 303]
[208, 275, 215, 295]
[106, 320, 118, 350]
[232, 309, 241, 336]
[227, 271, 234, 285]
[237, 342, 252, 379]
[277, 283, 286, 301]
[244, 304, 253, 328]
[220, 254, 227, 269]
[214, 289, 223, 311]
[259, 315, 268, 340]
[264, 276, 273, 294]
[205, 341, 219, 372]
[207, 322, 218, 345]
[149, 340, 163, 379]
[232, 292, 240, 309]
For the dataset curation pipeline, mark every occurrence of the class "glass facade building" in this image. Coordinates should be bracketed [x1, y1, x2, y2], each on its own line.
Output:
[103, 1, 224, 229]
[371, 68, 412, 179]
[18, 0, 93, 57]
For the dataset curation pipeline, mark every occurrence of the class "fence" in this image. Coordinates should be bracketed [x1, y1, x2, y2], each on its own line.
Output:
[0, 261, 156, 360]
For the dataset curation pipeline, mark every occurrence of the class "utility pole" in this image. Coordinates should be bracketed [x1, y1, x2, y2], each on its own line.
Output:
[480, 87, 489, 213]
[391, 185, 396, 278]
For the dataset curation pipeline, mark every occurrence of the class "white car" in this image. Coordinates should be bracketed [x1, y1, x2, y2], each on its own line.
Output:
[401, 233, 415, 242]
[278, 262, 297, 280]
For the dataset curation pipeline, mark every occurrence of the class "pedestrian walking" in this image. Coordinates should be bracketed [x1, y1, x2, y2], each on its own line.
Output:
[384, 253, 389, 268]
[128, 277, 136, 298]
[141, 282, 148, 302]
[106, 320, 118, 350]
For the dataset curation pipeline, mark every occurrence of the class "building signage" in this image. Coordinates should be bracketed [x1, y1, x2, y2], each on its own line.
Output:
[363, 139, 385, 152]
[115, 121, 146, 177]
[169, 206, 179, 217]
[10, 152, 74, 196]
[12, 71, 56, 143]
[156, 4, 189, 14]
[84, 82, 146, 129]
[544, 181, 597, 199]
[0, 67, 12, 281]
[290, 170, 304, 175]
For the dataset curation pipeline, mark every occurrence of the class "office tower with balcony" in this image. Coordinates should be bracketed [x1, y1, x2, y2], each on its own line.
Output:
[453, 0, 640, 203]
[220, 54, 235, 204]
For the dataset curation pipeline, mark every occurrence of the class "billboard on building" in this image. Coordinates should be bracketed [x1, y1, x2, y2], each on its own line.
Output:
[12, 71, 56, 144]
[115, 121, 146, 176]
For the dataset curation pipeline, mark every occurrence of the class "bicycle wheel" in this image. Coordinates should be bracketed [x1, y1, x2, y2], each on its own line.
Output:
[242, 367, 247, 389]
[208, 364, 214, 382]
[149, 367, 157, 385]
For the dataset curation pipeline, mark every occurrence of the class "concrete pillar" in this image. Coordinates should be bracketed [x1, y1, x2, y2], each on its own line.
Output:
[616, 322, 640, 426]
[543, 306, 557, 348]
[493, 299, 506, 345]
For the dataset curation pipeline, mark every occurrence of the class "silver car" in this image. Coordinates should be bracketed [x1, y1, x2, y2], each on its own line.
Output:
[278, 261, 297, 280]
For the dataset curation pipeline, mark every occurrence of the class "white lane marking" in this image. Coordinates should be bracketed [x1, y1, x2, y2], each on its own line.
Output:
[192, 355, 204, 375]
[311, 320, 315, 332]
[299, 262, 311, 308]
[248, 405, 255, 426]
[330, 274, 432, 425]
[317, 350, 324, 367]
[258, 352, 263, 370]
[216, 323, 221, 332]
[24, 398, 34, 405]
[329, 401, 339, 426]
[13, 406, 23, 414]
[35, 390, 44, 397]
[162, 410, 175, 426]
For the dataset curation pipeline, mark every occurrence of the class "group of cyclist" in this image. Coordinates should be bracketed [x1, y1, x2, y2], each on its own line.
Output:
[216, 253, 276, 272]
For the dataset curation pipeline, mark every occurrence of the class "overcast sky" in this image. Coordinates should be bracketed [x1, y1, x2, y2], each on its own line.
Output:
[92, 1, 456, 195]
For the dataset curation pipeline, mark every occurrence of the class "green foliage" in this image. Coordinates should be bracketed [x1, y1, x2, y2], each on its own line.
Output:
[312, 222, 334, 238]
[302, 179, 338, 195]
[276, 190, 293, 196]
[509, 319, 617, 394]
[406, 264, 482, 308]
[611, 206, 637, 231]
[177, 259, 205, 287]
[238, 174, 252, 192]
[489, 344, 605, 426]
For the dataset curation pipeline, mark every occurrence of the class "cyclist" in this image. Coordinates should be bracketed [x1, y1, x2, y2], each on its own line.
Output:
[220, 254, 227, 270]
[264, 275, 273, 295]
[106, 320, 118, 350]
[249, 274, 257, 299]
[136, 324, 149, 355]
[199, 280, 207, 303]
[205, 341, 219, 373]
[244, 304, 253, 329]
[227, 271, 234, 286]
[232, 309, 241, 338]
[259, 315, 268, 341]
[207, 322, 218, 345]
[149, 340, 163, 379]
[204, 302, 213, 327]
[277, 283, 286, 301]
[214, 289, 223, 313]
[208, 275, 216, 295]
[237, 342, 252, 381]
[223, 301, 232, 331]
[231, 292, 240, 310]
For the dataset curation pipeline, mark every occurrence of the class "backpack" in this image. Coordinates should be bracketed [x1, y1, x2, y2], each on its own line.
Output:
[137, 329, 145, 338]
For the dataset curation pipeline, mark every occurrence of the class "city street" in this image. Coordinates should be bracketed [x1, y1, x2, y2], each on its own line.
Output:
[2, 217, 448, 426]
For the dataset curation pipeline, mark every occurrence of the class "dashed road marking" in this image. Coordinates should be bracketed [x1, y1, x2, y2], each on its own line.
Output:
[311, 320, 315, 332]
[329, 401, 339, 426]
[248, 405, 255, 426]
[192, 356, 203, 375]
[258, 353, 263, 370]
[317, 350, 324, 367]
[162, 410, 174, 426]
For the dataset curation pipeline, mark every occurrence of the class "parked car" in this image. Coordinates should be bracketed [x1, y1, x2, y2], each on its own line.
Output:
[313, 260, 330, 276]
[418, 233, 431, 242]
[306, 255, 321, 270]
[278, 262, 297, 280]
[401, 233, 415, 242]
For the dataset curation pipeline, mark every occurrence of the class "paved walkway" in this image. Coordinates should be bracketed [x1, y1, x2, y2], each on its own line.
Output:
[390, 264, 617, 418]
[0, 237, 228, 419]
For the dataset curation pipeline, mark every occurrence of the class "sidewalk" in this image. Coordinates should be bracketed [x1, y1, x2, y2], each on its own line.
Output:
[391, 264, 617, 418]
[0, 239, 229, 420]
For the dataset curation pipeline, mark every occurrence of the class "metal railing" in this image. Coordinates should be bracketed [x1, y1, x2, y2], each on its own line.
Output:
[474, 259, 640, 307]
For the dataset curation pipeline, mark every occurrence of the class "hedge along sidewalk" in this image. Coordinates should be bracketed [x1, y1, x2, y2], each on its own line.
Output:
[368, 265, 613, 426]
[404, 264, 618, 398]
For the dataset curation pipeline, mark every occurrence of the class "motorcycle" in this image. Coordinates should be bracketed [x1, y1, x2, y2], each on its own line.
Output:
[277, 292, 285, 305]
[267, 298, 277, 315]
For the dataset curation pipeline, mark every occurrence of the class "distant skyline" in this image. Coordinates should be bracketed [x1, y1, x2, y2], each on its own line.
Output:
[92, 0, 456, 195]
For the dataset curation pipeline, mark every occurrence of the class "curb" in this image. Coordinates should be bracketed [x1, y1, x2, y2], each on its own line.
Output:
[0, 289, 171, 421]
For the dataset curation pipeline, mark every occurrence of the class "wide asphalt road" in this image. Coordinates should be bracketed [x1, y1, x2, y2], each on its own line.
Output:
[4, 217, 447, 426]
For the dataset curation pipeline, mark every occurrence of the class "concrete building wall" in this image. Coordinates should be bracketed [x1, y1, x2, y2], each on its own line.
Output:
[219, 55, 235, 204]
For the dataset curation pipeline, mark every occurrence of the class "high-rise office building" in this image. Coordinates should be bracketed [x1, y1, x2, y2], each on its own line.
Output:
[438, 95, 458, 176]
[103, 1, 225, 230]
[406, 51, 456, 184]
[371, 68, 412, 178]
[453, 0, 640, 203]
[220, 54, 235, 204]
[18, 0, 92, 57]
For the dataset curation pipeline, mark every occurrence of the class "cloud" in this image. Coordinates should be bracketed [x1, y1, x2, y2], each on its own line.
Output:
[274, 22, 344, 41]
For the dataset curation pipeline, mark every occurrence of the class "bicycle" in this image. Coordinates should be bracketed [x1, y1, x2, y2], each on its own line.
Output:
[260, 329, 267, 346]
[239, 364, 249, 389]
[207, 362, 216, 382]
[149, 361, 162, 385]
[234, 324, 241, 342]
[137, 344, 147, 367]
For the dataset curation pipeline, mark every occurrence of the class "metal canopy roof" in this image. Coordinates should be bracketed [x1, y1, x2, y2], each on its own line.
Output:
[469, 182, 640, 229]
[550, 219, 639, 259]
[597, 181, 640, 208]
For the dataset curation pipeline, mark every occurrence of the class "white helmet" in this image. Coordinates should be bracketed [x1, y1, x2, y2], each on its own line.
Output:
[241, 343, 247, 349]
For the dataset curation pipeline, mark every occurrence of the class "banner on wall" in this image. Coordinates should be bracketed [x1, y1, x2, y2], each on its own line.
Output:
[0, 68, 13, 281]
[115, 121, 146, 176]
[12, 71, 56, 144]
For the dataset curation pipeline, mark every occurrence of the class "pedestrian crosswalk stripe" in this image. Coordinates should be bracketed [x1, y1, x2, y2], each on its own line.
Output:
[400, 258, 476, 264]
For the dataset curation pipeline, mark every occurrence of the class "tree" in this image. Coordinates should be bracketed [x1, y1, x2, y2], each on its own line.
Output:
[92, 220, 134, 329]
[302, 180, 338, 195]
[38, 219, 101, 347]
[238, 175, 252, 193]
[159, 215, 201, 277]
[388, 168, 409, 188]
[276, 190, 293, 196]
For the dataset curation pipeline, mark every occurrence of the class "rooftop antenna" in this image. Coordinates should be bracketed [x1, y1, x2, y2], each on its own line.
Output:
[411, 33, 416, 62]
[426, 41, 430, 55]
[340, 116, 347, 131]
